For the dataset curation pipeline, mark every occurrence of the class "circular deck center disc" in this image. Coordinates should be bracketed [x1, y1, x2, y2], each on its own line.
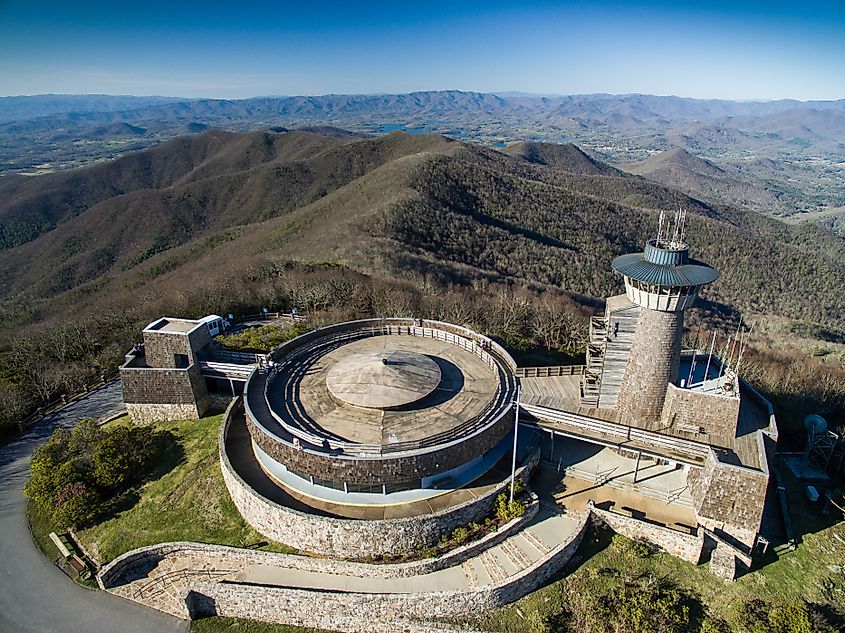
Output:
[325, 349, 442, 410]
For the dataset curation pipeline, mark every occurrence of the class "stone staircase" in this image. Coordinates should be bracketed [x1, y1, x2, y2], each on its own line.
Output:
[459, 512, 562, 590]
[109, 554, 237, 618]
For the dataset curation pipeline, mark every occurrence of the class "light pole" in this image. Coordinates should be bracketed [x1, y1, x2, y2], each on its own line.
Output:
[510, 385, 521, 502]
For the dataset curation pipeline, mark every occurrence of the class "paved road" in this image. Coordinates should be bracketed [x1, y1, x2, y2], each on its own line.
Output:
[0, 381, 187, 633]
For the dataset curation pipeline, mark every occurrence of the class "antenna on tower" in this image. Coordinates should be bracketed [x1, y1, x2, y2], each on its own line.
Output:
[671, 208, 681, 245]
[718, 318, 742, 388]
[703, 330, 717, 387]
[656, 209, 666, 246]
[735, 323, 753, 376]
[686, 328, 700, 387]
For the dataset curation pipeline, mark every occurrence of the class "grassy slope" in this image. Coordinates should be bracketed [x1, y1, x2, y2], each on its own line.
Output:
[479, 529, 845, 632]
[78, 415, 294, 564]
[190, 617, 327, 633]
[479, 486, 845, 632]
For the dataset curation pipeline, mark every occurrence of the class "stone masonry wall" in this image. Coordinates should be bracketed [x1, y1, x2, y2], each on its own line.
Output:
[247, 406, 514, 487]
[588, 505, 703, 564]
[616, 308, 683, 426]
[121, 363, 209, 412]
[227, 402, 538, 558]
[144, 331, 193, 368]
[661, 383, 740, 438]
[182, 516, 589, 632]
[126, 403, 200, 424]
[144, 325, 212, 368]
[687, 454, 767, 547]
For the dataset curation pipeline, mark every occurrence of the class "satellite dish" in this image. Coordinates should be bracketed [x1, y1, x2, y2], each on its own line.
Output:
[804, 414, 828, 434]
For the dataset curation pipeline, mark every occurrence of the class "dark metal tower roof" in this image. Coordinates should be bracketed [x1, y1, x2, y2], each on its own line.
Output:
[612, 240, 719, 287]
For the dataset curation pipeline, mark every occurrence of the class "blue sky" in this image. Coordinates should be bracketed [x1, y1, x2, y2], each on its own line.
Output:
[1, 0, 843, 100]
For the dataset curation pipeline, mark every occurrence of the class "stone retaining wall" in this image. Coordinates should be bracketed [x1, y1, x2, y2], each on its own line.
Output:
[225, 399, 539, 559]
[588, 504, 703, 564]
[182, 515, 590, 632]
[125, 402, 203, 424]
[99, 494, 540, 589]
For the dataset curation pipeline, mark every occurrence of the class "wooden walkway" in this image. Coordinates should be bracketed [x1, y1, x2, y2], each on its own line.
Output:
[597, 304, 639, 408]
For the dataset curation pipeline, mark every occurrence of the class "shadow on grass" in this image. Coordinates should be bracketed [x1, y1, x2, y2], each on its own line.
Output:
[91, 429, 186, 527]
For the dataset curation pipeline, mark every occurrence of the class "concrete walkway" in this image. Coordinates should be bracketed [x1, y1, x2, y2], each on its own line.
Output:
[240, 508, 579, 592]
[108, 507, 583, 619]
[0, 381, 186, 633]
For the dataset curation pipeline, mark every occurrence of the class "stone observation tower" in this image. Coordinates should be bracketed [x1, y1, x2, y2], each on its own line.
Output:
[612, 211, 719, 425]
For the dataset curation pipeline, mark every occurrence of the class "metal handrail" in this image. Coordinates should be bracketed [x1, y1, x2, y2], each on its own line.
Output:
[253, 323, 517, 458]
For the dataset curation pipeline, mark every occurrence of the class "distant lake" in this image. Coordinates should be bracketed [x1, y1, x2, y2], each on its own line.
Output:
[380, 123, 427, 135]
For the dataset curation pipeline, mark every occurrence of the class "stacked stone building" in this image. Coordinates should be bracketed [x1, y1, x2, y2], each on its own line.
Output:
[120, 316, 214, 423]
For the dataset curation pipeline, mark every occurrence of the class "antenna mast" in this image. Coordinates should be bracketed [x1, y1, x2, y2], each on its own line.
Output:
[656, 209, 666, 246]
[703, 330, 717, 387]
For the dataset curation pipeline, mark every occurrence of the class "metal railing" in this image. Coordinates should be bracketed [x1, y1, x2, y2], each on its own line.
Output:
[252, 322, 518, 458]
[523, 403, 711, 464]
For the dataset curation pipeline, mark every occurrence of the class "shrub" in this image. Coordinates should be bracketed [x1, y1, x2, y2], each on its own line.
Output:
[495, 491, 526, 522]
[53, 481, 100, 528]
[452, 527, 470, 544]
[215, 322, 310, 353]
[24, 420, 168, 528]
[728, 599, 830, 633]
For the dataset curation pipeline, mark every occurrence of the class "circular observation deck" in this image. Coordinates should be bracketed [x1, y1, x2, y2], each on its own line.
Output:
[612, 239, 719, 312]
[243, 319, 518, 504]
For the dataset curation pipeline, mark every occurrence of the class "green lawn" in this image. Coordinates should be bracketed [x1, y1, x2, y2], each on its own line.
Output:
[77, 414, 295, 564]
[191, 617, 327, 633]
[476, 509, 845, 633]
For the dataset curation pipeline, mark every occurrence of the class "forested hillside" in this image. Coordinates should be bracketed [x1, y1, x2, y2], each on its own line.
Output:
[1, 129, 844, 436]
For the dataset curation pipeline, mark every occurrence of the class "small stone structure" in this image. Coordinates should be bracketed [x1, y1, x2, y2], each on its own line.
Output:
[120, 316, 217, 423]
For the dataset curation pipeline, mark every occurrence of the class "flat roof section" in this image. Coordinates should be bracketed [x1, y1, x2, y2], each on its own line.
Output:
[274, 334, 498, 445]
[144, 317, 202, 334]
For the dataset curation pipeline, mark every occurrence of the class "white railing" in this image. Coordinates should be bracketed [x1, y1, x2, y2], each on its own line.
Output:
[523, 404, 710, 464]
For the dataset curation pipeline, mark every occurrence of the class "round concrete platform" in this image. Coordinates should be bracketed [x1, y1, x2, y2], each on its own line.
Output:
[325, 349, 442, 410]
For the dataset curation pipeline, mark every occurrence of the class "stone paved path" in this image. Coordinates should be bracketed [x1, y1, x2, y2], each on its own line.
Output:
[112, 507, 583, 617]
[0, 381, 187, 633]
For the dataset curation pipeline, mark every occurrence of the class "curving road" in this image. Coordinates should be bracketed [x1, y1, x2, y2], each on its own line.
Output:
[0, 381, 187, 633]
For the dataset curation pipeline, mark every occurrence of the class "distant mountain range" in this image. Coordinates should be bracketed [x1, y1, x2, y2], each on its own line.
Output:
[1, 91, 842, 218]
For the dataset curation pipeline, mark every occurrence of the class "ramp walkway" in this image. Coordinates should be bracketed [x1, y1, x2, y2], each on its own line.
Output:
[103, 508, 583, 617]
